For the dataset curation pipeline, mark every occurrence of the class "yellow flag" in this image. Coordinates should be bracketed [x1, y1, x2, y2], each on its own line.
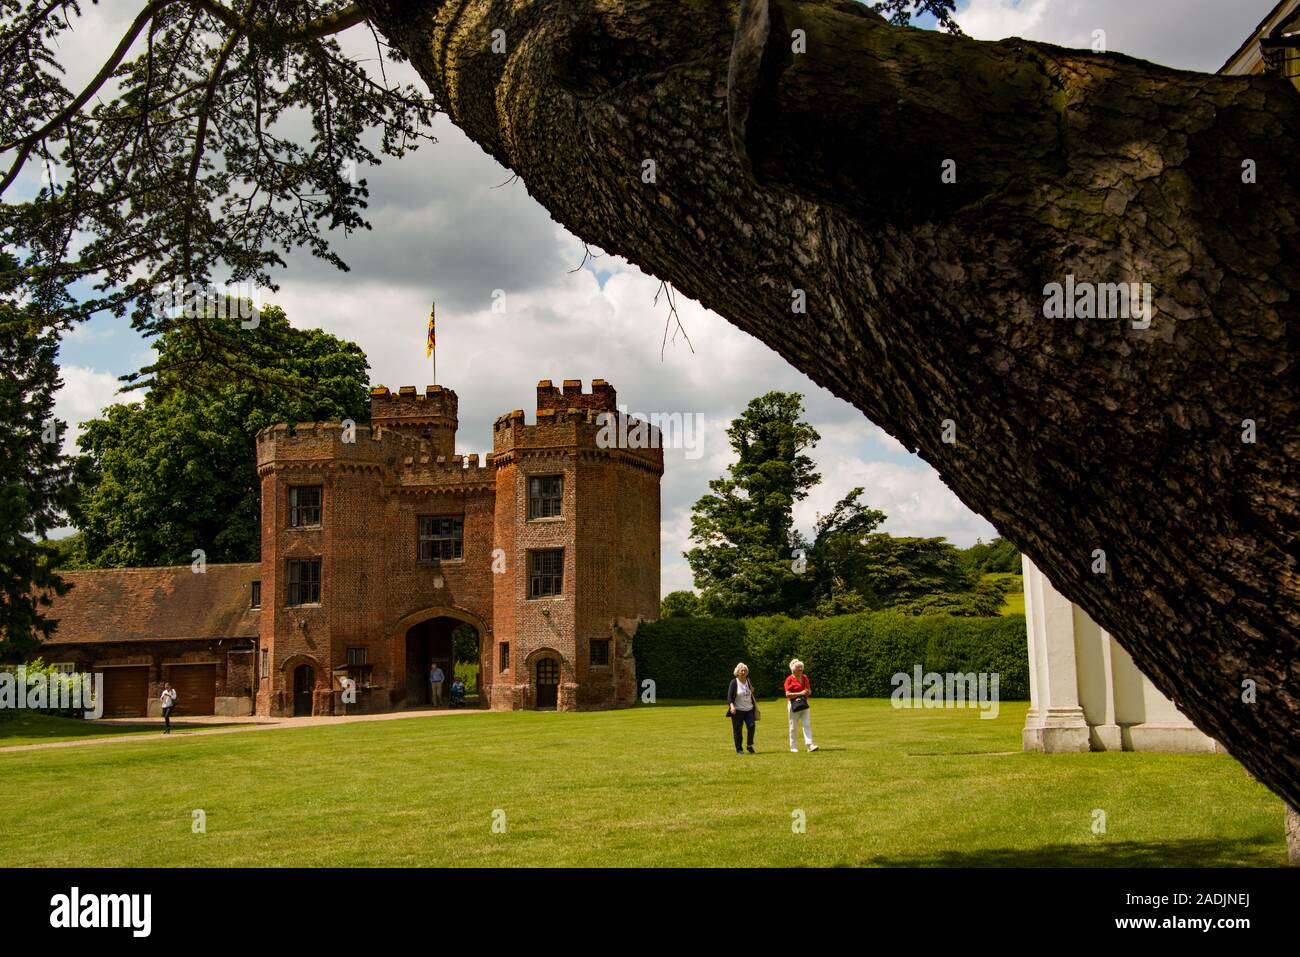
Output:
[425, 303, 436, 357]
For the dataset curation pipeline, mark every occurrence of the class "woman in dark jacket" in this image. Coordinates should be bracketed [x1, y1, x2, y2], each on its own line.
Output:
[726, 663, 759, 754]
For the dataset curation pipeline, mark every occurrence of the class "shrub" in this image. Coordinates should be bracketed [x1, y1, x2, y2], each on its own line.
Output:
[0, 658, 93, 718]
[659, 590, 702, 618]
[632, 617, 747, 699]
[633, 612, 1028, 700]
[740, 615, 804, 697]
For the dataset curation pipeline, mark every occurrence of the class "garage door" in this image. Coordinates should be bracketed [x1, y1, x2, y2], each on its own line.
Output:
[167, 664, 216, 716]
[167, 665, 215, 717]
[100, 667, 149, 717]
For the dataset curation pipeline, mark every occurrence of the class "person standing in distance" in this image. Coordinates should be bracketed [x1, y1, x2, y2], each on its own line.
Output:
[429, 662, 445, 707]
[160, 682, 178, 734]
[785, 660, 818, 753]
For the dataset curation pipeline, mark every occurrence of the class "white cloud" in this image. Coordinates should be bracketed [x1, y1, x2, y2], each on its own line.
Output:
[796, 456, 997, 545]
[54, 366, 124, 454]
[955, 0, 1280, 72]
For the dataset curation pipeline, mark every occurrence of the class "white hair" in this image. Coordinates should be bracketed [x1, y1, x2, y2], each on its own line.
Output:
[789, 659, 804, 672]
[733, 662, 749, 677]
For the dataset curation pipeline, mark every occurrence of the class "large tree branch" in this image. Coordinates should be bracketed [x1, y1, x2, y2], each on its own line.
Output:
[355, 0, 1300, 813]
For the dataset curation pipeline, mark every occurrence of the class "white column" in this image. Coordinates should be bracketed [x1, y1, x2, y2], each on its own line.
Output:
[1021, 557, 1090, 752]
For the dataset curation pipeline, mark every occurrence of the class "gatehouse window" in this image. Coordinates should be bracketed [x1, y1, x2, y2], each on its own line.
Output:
[528, 549, 564, 598]
[260, 649, 269, 678]
[590, 639, 610, 667]
[499, 642, 510, 673]
[287, 558, 321, 605]
[528, 475, 563, 519]
[289, 486, 323, 528]
[251, 580, 261, 609]
[418, 516, 464, 562]
[344, 647, 373, 688]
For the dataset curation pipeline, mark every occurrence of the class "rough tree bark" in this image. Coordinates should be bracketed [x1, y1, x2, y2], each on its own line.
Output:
[355, 0, 1300, 818]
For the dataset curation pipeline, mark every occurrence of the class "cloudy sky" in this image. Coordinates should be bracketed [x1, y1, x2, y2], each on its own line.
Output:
[41, 0, 1281, 594]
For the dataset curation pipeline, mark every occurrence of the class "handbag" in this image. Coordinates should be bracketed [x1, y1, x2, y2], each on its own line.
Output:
[790, 694, 809, 713]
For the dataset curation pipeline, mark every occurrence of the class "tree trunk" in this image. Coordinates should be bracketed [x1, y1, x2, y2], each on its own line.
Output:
[1289, 804, 1300, 866]
[356, 0, 1300, 810]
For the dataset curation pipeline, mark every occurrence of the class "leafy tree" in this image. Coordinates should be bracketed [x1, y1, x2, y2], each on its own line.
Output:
[1, 0, 435, 388]
[452, 623, 479, 663]
[892, 575, 1010, 618]
[685, 392, 819, 617]
[74, 305, 369, 567]
[852, 535, 977, 610]
[871, 0, 961, 31]
[960, 537, 1022, 576]
[37, 530, 87, 570]
[0, 250, 82, 658]
[805, 488, 887, 615]
[659, 590, 702, 618]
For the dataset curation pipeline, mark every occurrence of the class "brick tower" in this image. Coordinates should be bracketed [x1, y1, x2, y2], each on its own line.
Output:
[490, 380, 662, 710]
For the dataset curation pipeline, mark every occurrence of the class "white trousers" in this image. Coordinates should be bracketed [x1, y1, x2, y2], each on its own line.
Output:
[788, 703, 814, 749]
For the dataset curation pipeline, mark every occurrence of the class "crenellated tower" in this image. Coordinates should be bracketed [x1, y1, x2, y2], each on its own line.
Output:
[369, 384, 458, 458]
[490, 379, 662, 711]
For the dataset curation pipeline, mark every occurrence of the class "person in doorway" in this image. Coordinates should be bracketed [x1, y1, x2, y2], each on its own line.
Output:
[160, 683, 178, 734]
[429, 662, 445, 706]
[450, 676, 466, 708]
[785, 659, 818, 753]
[726, 662, 759, 754]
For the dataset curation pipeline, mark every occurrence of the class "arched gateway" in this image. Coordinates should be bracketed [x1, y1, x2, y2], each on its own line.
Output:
[394, 607, 490, 708]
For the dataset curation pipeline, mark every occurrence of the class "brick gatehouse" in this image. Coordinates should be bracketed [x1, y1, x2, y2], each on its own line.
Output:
[35, 379, 662, 717]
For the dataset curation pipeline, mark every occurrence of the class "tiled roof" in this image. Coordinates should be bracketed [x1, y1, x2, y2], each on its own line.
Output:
[39, 564, 261, 645]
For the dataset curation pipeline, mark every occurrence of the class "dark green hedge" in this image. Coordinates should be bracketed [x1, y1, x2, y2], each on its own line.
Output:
[630, 617, 748, 699]
[634, 612, 1028, 700]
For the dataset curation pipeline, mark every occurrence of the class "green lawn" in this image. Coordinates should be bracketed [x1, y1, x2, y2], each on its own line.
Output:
[0, 699, 1284, 867]
[986, 572, 1026, 616]
[0, 712, 232, 748]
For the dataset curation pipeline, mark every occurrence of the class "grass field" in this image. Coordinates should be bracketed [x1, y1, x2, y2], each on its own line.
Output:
[986, 572, 1026, 616]
[0, 699, 1284, 867]
[0, 712, 236, 748]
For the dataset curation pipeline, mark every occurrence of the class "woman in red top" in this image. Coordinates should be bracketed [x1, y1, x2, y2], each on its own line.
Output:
[784, 660, 818, 752]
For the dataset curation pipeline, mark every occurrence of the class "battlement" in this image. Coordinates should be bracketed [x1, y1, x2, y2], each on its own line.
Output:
[536, 378, 617, 414]
[393, 450, 496, 490]
[492, 406, 610, 432]
[255, 420, 495, 488]
[371, 384, 458, 421]
[491, 393, 663, 473]
[369, 384, 458, 457]
[256, 421, 384, 470]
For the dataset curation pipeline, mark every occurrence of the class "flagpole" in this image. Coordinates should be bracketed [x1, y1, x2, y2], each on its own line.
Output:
[427, 301, 437, 386]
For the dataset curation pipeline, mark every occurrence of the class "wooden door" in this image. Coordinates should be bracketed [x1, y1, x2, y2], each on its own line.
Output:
[535, 658, 559, 709]
[293, 665, 314, 716]
[100, 667, 149, 717]
[168, 664, 216, 715]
